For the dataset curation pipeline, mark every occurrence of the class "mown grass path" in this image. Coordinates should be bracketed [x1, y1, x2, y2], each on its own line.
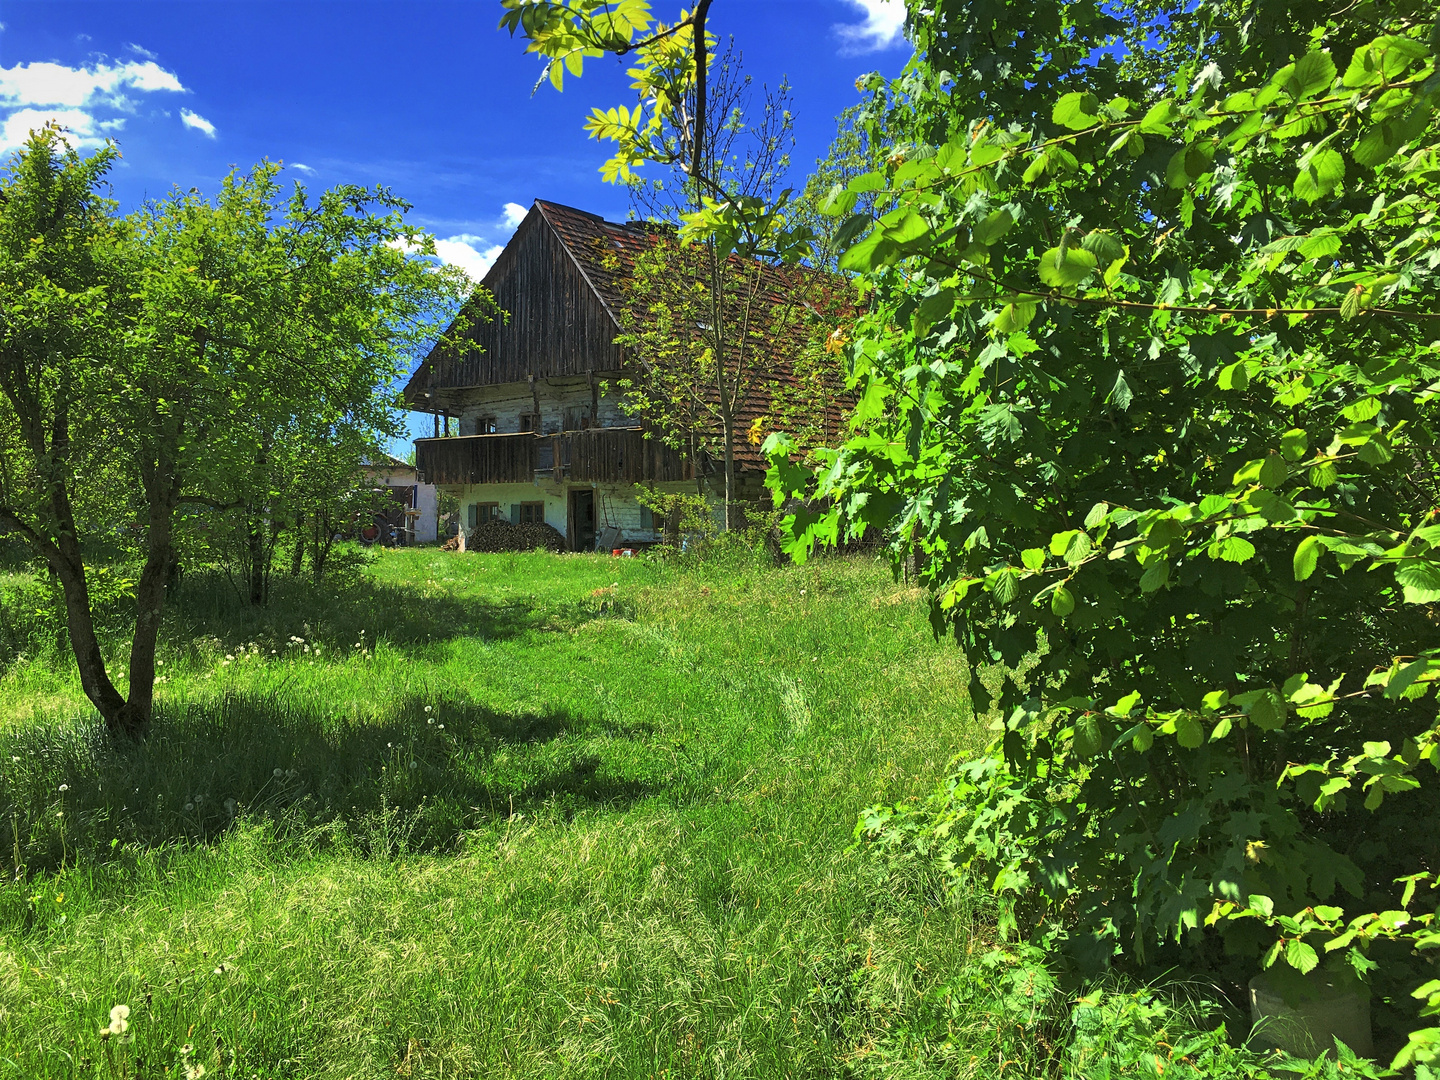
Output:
[0, 550, 991, 1078]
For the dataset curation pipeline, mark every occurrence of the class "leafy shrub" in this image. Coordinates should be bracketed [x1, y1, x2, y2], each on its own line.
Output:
[773, 0, 1440, 1068]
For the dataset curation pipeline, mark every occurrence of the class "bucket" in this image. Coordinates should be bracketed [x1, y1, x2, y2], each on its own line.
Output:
[1249, 970, 1372, 1058]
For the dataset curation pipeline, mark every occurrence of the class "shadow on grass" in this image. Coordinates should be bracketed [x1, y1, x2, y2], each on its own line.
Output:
[164, 569, 609, 659]
[0, 690, 659, 880]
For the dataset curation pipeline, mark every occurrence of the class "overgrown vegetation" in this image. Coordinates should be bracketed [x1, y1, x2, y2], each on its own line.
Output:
[0, 549, 989, 1076]
[764, 0, 1440, 1070]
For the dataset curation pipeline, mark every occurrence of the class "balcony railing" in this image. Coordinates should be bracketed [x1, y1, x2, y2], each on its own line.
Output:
[416, 427, 693, 487]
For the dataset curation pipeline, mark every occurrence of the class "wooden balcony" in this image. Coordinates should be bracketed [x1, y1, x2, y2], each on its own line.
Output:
[416, 428, 694, 487]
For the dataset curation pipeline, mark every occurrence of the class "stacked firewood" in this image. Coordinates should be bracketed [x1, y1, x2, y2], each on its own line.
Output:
[466, 519, 566, 553]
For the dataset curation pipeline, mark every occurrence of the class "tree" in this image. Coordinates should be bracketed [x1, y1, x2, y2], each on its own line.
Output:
[0, 129, 468, 737]
[498, 0, 812, 253]
[768, 0, 1440, 1065]
[605, 43, 832, 526]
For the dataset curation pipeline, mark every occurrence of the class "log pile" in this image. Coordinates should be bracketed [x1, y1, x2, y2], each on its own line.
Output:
[466, 519, 565, 553]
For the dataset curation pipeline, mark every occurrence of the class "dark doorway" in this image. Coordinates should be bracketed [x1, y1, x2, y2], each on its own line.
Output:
[568, 488, 596, 551]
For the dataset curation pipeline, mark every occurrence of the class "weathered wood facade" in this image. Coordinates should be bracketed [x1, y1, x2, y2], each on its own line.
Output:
[407, 206, 626, 410]
[415, 428, 693, 488]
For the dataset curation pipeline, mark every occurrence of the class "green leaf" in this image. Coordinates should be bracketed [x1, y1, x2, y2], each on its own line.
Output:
[1037, 247, 1097, 288]
[1217, 361, 1249, 391]
[1258, 455, 1288, 488]
[1073, 714, 1105, 759]
[1133, 726, 1154, 752]
[1021, 548, 1046, 571]
[819, 184, 858, 217]
[1210, 536, 1256, 563]
[1139, 99, 1177, 134]
[1249, 690, 1286, 731]
[1295, 147, 1345, 203]
[1052, 91, 1101, 130]
[1397, 560, 1440, 604]
[1289, 51, 1337, 98]
[1280, 428, 1309, 461]
[990, 568, 1019, 604]
[1051, 585, 1076, 617]
[993, 301, 1037, 333]
[1080, 230, 1126, 265]
[1343, 35, 1429, 88]
[969, 141, 1006, 166]
[1175, 715, 1204, 749]
[882, 212, 930, 245]
[972, 209, 1014, 246]
[1139, 560, 1171, 592]
[1022, 153, 1049, 184]
[847, 171, 886, 192]
[1294, 535, 1322, 581]
[1285, 939, 1320, 974]
[978, 403, 1023, 445]
[838, 231, 898, 272]
[1297, 232, 1342, 261]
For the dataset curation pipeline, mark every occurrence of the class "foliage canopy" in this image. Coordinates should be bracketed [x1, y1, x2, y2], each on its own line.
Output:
[764, 0, 1440, 1065]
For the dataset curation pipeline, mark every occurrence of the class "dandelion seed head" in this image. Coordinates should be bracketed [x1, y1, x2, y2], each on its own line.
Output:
[106, 1003, 130, 1036]
[58, 784, 69, 792]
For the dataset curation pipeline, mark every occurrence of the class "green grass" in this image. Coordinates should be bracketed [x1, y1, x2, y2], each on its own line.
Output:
[0, 547, 1038, 1079]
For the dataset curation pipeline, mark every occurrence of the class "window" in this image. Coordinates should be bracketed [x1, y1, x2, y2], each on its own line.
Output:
[515, 501, 545, 525]
[473, 502, 501, 525]
[640, 505, 655, 532]
[519, 413, 539, 433]
[476, 416, 498, 434]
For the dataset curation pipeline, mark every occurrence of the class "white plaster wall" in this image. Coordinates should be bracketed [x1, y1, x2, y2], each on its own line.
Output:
[450, 479, 712, 547]
[414, 483, 439, 543]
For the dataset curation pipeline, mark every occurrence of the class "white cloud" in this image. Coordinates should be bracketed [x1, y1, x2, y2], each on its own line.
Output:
[390, 233, 505, 282]
[502, 201, 529, 227]
[834, 0, 906, 54]
[180, 108, 216, 137]
[0, 59, 184, 108]
[433, 236, 505, 281]
[0, 107, 97, 153]
[0, 55, 189, 155]
[126, 43, 159, 61]
[290, 162, 316, 175]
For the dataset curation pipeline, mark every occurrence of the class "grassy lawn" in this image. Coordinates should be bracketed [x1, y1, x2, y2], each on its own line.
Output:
[0, 548, 1019, 1079]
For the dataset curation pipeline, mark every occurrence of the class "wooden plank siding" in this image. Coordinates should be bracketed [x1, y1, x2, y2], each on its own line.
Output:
[415, 434, 534, 486]
[564, 428, 692, 483]
[408, 208, 623, 396]
[416, 429, 691, 487]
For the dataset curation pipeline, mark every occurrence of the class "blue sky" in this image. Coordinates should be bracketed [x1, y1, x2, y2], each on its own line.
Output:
[0, 0, 908, 452]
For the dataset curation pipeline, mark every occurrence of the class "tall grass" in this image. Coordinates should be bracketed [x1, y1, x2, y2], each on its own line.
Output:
[0, 548, 1269, 1078]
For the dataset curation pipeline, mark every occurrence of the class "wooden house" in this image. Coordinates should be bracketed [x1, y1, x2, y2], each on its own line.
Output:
[404, 200, 843, 551]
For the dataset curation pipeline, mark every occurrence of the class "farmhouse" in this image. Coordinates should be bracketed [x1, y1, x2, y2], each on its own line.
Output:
[404, 200, 841, 551]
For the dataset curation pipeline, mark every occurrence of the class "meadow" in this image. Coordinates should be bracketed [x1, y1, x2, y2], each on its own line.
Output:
[0, 546, 1039, 1079]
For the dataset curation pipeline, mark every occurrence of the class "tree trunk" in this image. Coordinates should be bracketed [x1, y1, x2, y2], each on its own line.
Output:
[49, 545, 128, 730]
[722, 418, 735, 532]
[118, 458, 181, 738]
[247, 519, 266, 605]
[290, 513, 305, 576]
